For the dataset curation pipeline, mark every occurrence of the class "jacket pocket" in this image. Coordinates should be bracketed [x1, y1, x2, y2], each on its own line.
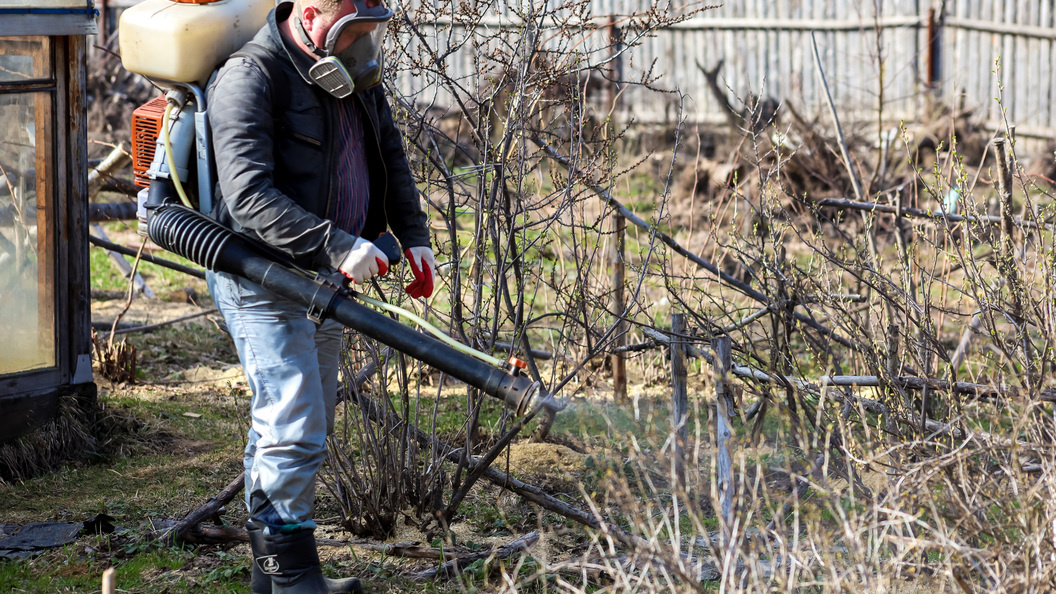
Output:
[276, 108, 326, 181]
[290, 131, 322, 147]
[280, 110, 324, 147]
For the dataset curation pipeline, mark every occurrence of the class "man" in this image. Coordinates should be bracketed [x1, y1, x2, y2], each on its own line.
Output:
[206, 0, 435, 591]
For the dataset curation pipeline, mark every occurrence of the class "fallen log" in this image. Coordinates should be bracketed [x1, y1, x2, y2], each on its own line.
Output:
[88, 145, 131, 200]
[88, 201, 137, 222]
[814, 197, 1056, 231]
[158, 473, 245, 547]
[357, 541, 464, 560]
[174, 524, 246, 545]
[410, 532, 539, 581]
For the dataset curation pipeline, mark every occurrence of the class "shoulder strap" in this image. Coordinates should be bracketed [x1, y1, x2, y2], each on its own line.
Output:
[230, 42, 292, 115]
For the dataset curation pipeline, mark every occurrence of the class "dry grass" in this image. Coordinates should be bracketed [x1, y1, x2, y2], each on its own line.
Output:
[15, 1, 1049, 591]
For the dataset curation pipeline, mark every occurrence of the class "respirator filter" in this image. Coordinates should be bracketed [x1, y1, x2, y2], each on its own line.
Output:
[298, 0, 392, 98]
[308, 24, 386, 98]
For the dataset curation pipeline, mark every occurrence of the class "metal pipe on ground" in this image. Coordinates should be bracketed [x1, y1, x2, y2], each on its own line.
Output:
[88, 233, 205, 279]
[90, 224, 155, 298]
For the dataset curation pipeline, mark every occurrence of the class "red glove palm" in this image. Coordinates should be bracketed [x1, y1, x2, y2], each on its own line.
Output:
[404, 247, 434, 298]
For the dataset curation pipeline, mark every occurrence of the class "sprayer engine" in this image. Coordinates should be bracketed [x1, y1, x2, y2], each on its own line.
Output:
[120, 0, 273, 229]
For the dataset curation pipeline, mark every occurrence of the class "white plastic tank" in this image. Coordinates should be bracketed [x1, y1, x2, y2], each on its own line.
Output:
[119, 0, 273, 86]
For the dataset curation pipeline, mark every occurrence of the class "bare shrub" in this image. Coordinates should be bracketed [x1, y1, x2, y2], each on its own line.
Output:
[317, 1, 1056, 591]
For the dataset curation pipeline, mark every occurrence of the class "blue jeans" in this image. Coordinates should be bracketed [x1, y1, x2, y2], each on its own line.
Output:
[207, 270, 343, 531]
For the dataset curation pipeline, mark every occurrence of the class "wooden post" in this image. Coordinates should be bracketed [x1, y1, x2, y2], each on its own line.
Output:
[995, 138, 1015, 263]
[950, 313, 982, 372]
[606, 15, 626, 404]
[159, 472, 245, 546]
[101, 567, 116, 594]
[606, 16, 622, 121]
[99, 0, 108, 48]
[918, 323, 932, 434]
[611, 211, 627, 402]
[711, 335, 734, 544]
[670, 313, 688, 488]
[926, 7, 941, 89]
[994, 138, 1034, 387]
[884, 323, 902, 437]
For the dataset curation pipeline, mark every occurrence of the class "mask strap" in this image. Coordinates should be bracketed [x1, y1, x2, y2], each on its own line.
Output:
[294, 15, 327, 59]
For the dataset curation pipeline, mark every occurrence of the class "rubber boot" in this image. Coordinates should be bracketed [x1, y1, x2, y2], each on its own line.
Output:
[251, 562, 362, 594]
[247, 521, 362, 594]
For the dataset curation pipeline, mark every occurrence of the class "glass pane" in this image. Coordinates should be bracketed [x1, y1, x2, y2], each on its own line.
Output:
[0, 36, 52, 82]
[0, 91, 55, 375]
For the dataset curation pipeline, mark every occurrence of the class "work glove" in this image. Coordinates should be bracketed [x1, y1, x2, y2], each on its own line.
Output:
[339, 237, 389, 285]
[404, 246, 435, 299]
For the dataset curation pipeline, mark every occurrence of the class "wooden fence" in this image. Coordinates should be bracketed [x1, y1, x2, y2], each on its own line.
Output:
[96, 1, 1056, 139]
[392, 0, 1056, 141]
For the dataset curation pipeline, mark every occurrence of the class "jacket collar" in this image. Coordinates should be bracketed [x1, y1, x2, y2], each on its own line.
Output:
[268, 2, 320, 87]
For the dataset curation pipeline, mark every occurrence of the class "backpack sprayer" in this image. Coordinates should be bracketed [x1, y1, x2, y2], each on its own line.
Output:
[118, 0, 551, 416]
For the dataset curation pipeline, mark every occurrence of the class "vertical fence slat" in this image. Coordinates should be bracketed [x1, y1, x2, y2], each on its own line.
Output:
[1046, 2, 1056, 128]
[670, 313, 688, 488]
[712, 335, 734, 543]
[1011, 1, 1024, 126]
[1001, 2, 1013, 124]
[611, 211, 627, 403]
[1028, 1, 1040, 126]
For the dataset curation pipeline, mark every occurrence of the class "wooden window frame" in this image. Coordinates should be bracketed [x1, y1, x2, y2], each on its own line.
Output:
[0, 34, 90, 404]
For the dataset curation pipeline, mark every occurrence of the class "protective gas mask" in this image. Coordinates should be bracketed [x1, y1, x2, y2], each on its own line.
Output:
[295, 0, 393, 98]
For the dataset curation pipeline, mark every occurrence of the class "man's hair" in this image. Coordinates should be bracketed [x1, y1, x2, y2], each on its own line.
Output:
[298, 0, 343, 18]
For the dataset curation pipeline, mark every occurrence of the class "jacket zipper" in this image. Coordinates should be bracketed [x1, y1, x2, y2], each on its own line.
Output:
[356, 94, 388, 219]
[323, 96, 336, 220]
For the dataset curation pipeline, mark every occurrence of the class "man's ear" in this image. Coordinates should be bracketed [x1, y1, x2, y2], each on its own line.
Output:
[299, 4, 322, 33]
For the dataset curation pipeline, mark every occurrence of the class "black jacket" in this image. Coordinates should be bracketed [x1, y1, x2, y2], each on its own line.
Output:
[208, 5, 429, 271]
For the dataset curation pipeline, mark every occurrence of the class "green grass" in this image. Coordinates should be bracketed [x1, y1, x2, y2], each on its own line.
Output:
[0, 391, 249, 591]
[0, 543, 253, 593]
[89, 221, 205, 297]
[0, 297, 252, 592]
